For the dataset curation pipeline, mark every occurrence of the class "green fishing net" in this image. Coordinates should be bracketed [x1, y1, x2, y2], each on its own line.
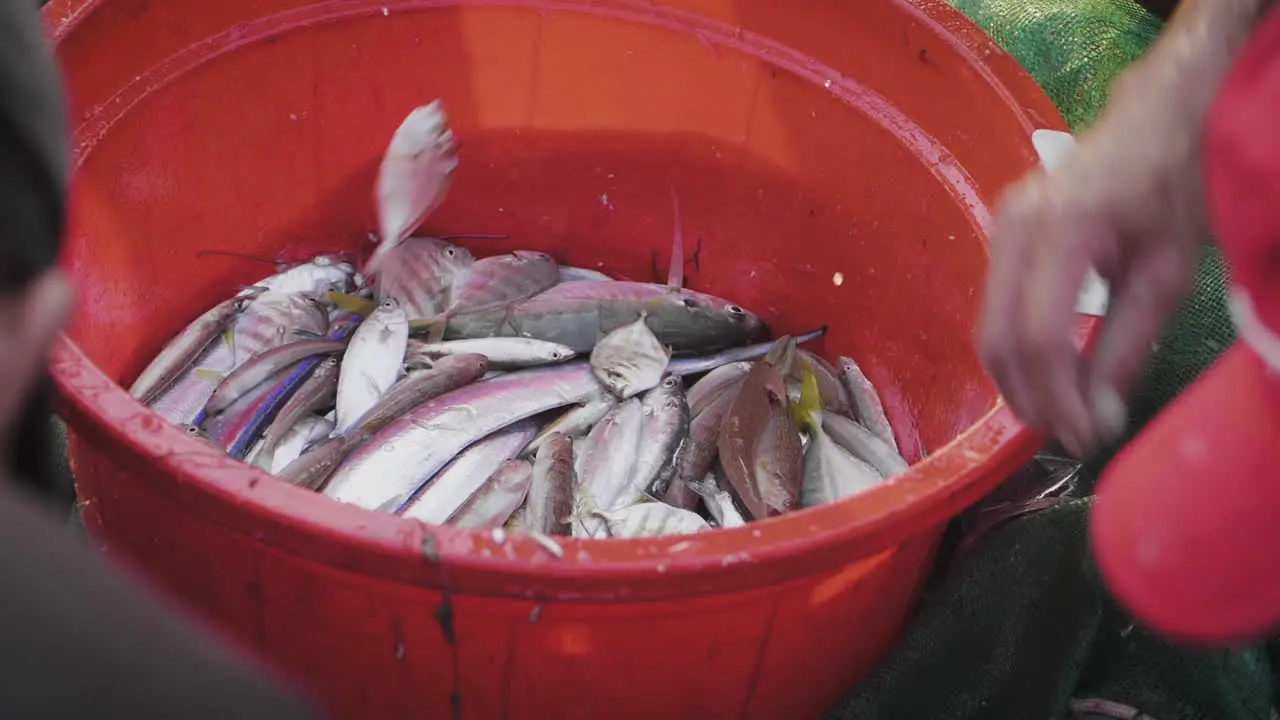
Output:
[827, 1, 1277, 719]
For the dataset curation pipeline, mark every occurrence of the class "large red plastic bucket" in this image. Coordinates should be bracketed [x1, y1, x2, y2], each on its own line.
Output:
[47, 0, 1087, 716]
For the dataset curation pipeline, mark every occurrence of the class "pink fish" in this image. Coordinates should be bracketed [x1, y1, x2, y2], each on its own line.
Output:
[365, 101, 459, 274]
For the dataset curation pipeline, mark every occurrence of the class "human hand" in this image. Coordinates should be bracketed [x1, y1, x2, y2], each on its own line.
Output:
[0, 269, 73, 449]
[978, 60, 1211, 457]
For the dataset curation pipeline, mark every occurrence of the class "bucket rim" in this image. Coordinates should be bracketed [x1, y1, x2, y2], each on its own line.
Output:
[45, 0, 1093, 601]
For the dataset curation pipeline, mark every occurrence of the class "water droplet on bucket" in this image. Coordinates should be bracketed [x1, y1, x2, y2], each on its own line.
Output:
[824, 79, 833, 89]
[832, 272, 844, 286]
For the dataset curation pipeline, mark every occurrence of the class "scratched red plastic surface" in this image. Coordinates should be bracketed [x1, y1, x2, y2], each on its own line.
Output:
[45, 0, 1086, 716]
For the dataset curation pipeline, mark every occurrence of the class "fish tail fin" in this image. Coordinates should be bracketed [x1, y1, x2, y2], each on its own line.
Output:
[424, 312, 450, 343]
[791, 358, 824, 432]
[192, 367, 227, 383]
[667, 185, 684, 289]
[325, 291, 377, 317]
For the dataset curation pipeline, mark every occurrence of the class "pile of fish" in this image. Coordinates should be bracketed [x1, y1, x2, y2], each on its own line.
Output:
[126, 100, 910, 541]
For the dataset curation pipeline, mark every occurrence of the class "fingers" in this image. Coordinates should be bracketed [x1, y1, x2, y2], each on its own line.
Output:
[0, 270, 73, 444]
[1085, 246, 1194, 443]
[979, 174, 1106, 457]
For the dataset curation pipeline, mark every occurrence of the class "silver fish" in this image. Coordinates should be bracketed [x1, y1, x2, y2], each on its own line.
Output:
[448, 459, 533, 530]
[325, 363, 602, 511]
[264, 415, 336, 474]
[407, 337, 576, 370]
[665, 327, 826, 376]
[800, 418, 883, 508]
[334, 297, 409, 434]
[244, 255, 356, 299]
[557, 267, 614, 283]
[350, 353, 489, 433]
[820, 412, 909, 478]
[786, 350, 854, 419]
[632, 375, 689, 497]
[440, 280, 767, 355]
[689, 474, 745, 528]
[838, 356, 898, 454]
[278, 431, 366, 491]
[149, 337, 237, 425]
[400, 419, 539, 523]
[178, 423, 223, 451]
[523, 390, 616, 457]
[572, 398, 644, 539]
[231, 291, 330, 366]
[130, 292, 258, 404]
[526, 433, 576, 536]
[421, 250, 561, 341]
[374, 237, 474, 320]
[596, 502, 710, 538]
[205, 339, 345, 417]
[589, 313, 671, 399]
[686, 361, 751, 418]
[254, 355, 341, 466]
[366, 101, 458, 274]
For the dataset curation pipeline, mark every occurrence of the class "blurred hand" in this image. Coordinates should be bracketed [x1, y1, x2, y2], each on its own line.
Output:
[0, 269, 73, 447]
[978, 61, 1211, 457]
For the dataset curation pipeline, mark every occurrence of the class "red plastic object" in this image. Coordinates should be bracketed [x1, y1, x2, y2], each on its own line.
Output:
[45, 0, 1082, 717]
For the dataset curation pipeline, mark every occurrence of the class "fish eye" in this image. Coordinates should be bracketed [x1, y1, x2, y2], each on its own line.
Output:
[663, 376, 678, 388]
[727, 305, 745, 315]
[445, 248, 456, 258]
[550, 350, 563, 360]
[185, 426, 199, 434]
[681, 298, 700, 310]
[326, 356, 339, 365]
[380, 299, 395, 310]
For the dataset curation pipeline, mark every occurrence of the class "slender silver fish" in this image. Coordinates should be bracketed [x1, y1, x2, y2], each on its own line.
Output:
[523, 390, 615, 457]
[572, 398, 644, 539]
[666, 327, 825, 376]
[129, 292, 259, 404]
[820, 412, 909, 478]
[254, 355, 341, 467]
[350, 353, 489, 433]
[448, 459, 534, 530]
[526, 433, 576, 536]
[265, 415, 336, 474]
[399, 419, 539, 523]
[324, 363, 603, 511]
[838, 356, 898, 454]
[205, 339, 344, 416]
[407, 337, 575, 370]
[632, 376, 689, 497]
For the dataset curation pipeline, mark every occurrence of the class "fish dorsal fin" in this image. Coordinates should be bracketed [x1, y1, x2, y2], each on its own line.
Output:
[667, 186, 684, 289]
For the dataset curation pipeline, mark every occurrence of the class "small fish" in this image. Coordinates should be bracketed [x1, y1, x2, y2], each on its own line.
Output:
[686, 361, 751, 418]
[231, 291, 331, 365]
[148, 339, 237, 425]
[264, 415, 336, 474]
[672, 388, 737, 501]
[632, 375, 690, 497]
[572, 398, 645, 539]
[334, 297, 409, 434]
[204, 339, 345, 417]
[794, 359, 883, 508]
[407, 337, 575, 370]
[422, 250, 560, 341]
[325, 363, 602, 511]
[838, 356, 898, 454]
[400, 419, 540, 523]
[129, 292, 259, 404]
[178, 423, 223, 450]
[350, 353, 489, 433]
[241, 254, 356, 299]
[254, 355, 342, 467]
[589, 313, 671, 399]
[373, 237, 474, 320]
[596, 502, 710, 538]
[448, 459, 533, 530]
[202, 361, 301, 453]
[526, 433, 576, 536]
[366, 101, 459, 274]
[524, 391, 616, 456]
[437, 280, 767, 355]
[820, 412, 909, 478]
[786, 350, 853, 418]
[717, 361, 803, 520]
[557, 267, 614, 283]
[666, 327, 825, 376]
[690, 474, 746, 528]
[279, 432, 368, 491]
